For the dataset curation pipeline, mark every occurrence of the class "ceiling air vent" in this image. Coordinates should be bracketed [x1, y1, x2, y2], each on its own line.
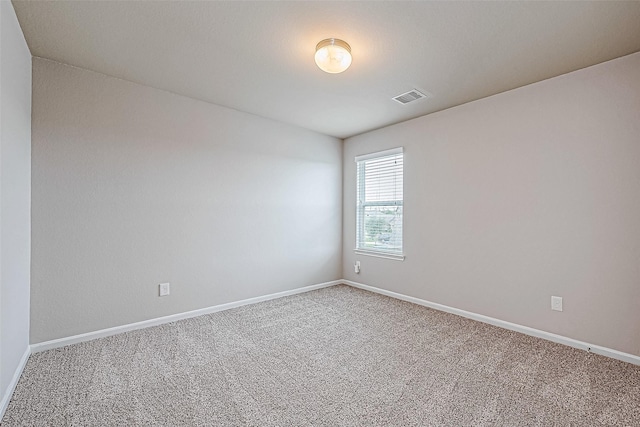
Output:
[393, 89, 431, 105]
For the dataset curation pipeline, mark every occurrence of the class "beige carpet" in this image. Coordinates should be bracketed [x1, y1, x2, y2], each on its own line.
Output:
[3, 284, 639, 426]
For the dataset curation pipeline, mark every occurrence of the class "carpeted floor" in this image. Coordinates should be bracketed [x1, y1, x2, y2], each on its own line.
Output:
[3, 284, 639, 426]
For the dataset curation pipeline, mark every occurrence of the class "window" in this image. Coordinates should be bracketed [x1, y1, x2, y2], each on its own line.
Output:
[355, 147, 404, 260]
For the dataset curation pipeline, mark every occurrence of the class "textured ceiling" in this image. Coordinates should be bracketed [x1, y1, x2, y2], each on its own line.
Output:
[12, 1, 640, 138]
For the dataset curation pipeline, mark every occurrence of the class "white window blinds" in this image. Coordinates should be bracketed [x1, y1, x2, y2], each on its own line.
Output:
[355, 147, 403, 256]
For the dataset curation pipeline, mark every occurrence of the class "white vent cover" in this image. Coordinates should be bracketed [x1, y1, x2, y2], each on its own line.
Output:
[392, 89, 431, 105]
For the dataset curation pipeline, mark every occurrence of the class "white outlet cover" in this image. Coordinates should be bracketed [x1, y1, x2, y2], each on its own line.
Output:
[159, 283, 170, 297]
[551, 296, 563, 312]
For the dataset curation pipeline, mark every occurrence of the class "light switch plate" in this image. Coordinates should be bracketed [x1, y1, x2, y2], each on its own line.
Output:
[159, 283, 170, 297]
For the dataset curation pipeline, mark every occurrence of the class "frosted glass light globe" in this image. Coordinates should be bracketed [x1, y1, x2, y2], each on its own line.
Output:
[314, 38, 352, 74]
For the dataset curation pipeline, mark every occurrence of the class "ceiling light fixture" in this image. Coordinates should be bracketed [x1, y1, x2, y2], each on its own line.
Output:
[314, 38, 352, 74]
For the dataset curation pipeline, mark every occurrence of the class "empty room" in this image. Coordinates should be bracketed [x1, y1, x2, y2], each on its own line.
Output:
[1, 0, 640, 425]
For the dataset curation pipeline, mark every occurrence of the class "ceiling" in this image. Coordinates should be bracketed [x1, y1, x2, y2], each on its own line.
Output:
[12, 1, 640, 139]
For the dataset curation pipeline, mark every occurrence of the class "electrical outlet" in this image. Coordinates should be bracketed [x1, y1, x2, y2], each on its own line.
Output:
[551, 296, 563, 312]
[354, 261, 361, 274]
[159, 283, 170, 297]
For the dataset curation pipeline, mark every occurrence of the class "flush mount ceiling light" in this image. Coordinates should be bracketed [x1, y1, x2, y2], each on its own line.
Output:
[314, 38, 352, 74]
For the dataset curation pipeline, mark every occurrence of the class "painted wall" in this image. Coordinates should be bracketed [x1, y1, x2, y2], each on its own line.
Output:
[343, 52, 640, 356]
[31, 58, 342, 343]
[0, 0, 32, 404]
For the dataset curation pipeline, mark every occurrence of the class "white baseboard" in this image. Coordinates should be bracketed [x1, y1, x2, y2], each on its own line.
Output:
[343, 280, 640, 366]
[0, 345, 31, 419]
[25, 277, 640, 363]
[3, 276, 638, 422]
[31, 280, 341, 354]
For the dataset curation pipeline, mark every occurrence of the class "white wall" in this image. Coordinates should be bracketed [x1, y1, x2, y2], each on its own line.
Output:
[343, 52, 640, 357]
[31, 58, 342, 343]
[0, 0, 32, 406]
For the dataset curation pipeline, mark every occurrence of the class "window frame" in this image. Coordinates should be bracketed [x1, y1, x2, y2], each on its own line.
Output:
[354, 147, 405, 261]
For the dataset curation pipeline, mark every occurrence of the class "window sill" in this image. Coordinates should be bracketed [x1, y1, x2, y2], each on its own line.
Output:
[354, 249, 405, 261]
